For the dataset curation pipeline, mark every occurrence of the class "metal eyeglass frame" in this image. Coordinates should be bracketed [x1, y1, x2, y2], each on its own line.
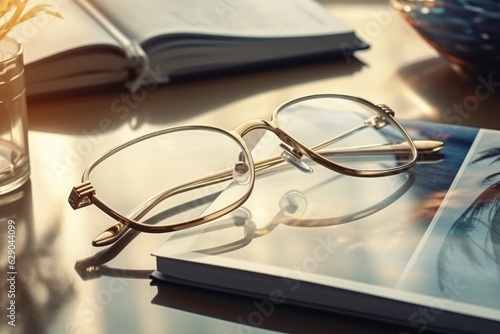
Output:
[68, 94, 443, 247]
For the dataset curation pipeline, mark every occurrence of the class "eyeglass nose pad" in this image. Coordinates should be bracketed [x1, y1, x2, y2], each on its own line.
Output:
[279, 144, 313, 174]
[279, 190, 308, 217]
[233, 153, 251, 185]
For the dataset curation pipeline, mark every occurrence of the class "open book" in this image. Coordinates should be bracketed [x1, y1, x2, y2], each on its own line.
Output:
[17, 0, 367, 96]
[152, 121, 500, 334]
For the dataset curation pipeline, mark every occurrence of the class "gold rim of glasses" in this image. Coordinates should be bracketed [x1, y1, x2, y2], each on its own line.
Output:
[68, 94, 442, 246]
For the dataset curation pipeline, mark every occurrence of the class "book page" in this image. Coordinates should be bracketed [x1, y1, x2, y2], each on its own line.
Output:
[12, 0, 124, 64]
[87, 0, 352, 43]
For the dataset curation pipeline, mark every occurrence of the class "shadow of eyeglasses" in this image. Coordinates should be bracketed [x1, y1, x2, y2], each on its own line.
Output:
[74, 168, 420, 280]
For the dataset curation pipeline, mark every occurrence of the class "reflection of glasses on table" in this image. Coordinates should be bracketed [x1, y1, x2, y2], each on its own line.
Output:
[174, 168, 417, 256]
[68, 94, 444, 247]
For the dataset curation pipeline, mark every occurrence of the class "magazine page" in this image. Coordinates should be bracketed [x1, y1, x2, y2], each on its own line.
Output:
[156, 122, 477, 286]
[396, 129, 500, 317]
[154, 121, 500, 331]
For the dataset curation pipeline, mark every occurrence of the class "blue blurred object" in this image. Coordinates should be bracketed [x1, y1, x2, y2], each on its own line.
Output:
[391, 0, 500, 72]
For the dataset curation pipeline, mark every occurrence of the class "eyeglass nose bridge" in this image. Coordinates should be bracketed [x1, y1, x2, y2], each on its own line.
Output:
[235, 120, 314, 175]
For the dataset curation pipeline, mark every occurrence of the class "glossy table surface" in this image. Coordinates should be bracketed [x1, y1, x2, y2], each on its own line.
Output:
[2, 1, 500, 334]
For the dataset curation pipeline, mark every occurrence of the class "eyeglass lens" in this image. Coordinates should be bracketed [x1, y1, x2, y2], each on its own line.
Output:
[88, 128, 253, 228]
[275, 96, 415, 172]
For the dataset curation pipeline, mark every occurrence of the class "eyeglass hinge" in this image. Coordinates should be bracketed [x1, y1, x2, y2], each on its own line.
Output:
[68, 181, 95, 210]
[377, 104, 395, 117]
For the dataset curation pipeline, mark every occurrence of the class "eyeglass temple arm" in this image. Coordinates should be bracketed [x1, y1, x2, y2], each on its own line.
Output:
[311, 112, 393, 152]
[89, 138, 443, 246]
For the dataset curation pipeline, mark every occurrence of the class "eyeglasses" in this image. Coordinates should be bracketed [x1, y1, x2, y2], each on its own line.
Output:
[68, 94, 444, 247]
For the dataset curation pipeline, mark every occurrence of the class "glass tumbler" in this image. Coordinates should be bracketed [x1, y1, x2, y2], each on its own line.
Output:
[0, 37, 30, 195]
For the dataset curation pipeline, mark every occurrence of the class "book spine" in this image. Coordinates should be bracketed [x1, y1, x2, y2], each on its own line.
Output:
[122, 40, 149, 92]
[74, 0, 148, 92]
